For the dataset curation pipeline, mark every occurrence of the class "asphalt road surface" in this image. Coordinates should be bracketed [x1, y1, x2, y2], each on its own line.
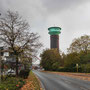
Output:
[33, 70, 90, 90]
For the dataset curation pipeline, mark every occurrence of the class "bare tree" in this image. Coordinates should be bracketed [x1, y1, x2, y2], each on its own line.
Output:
[0, 11, 42, 76]
[20, 52, 32, 70]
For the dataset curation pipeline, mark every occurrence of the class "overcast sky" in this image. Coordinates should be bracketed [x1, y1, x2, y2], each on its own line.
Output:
[0, 0, 90, 64]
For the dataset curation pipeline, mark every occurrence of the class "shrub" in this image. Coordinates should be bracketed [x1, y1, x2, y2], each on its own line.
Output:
[80, 64, 90, 73]
[58, 67, 82, 72]
[19, 69, 30, 79]
[0, 77, 25, 90]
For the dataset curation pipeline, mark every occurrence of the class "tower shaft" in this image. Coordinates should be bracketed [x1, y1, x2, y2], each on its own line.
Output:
[50, 35, 59, 50]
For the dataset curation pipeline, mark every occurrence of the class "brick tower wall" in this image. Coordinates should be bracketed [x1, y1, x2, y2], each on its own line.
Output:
[50, 35, 59, 51]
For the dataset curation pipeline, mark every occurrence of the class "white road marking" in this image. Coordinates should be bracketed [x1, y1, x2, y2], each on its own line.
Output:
[64, 80, 71, 84]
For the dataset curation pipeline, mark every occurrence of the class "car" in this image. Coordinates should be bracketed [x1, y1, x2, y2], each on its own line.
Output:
[6, 69, 16, 75]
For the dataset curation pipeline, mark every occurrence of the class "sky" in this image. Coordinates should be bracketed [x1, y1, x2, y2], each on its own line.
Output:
[0, 0, 90, 64]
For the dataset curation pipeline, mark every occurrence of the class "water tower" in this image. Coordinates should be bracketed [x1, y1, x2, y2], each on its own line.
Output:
[48, 27, 61, 51]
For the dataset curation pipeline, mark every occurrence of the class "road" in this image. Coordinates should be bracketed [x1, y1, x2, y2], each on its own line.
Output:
[33, 70, 90, 90]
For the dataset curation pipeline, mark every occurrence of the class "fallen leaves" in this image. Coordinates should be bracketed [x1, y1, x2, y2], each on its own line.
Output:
[43, 71, 90, 81]
[21, 71, 42, 90]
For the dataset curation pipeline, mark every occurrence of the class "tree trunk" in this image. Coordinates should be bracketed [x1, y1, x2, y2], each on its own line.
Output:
[16, 56, 18, 77]
[1, 60, 4, 81]
[24, 64, 27, 70]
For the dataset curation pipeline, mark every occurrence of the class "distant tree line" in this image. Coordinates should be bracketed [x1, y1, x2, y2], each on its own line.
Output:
[40, 35, 90, 73]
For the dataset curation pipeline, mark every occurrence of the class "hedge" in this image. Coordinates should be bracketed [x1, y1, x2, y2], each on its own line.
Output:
[0, 77, 25, 90]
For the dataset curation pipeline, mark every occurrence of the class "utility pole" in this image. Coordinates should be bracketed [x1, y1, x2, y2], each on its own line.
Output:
[0, 13, 1, 83]
[0, 57, 1, 83]
[0, 51, 2, 83]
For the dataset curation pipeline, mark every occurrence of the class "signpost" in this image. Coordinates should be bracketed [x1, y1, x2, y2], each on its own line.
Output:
[76, 64, 78, 73]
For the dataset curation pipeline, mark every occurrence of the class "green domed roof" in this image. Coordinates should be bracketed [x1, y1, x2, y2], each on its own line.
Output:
[48, 27, 61, 35]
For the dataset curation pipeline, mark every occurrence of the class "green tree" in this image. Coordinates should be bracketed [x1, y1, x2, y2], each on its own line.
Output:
[40, 49, 62, 71]
[64, 52, 80, 68]
[79, 51, 90, 64]
[67, 35, 90, 54]
[61, 52, 67, 67]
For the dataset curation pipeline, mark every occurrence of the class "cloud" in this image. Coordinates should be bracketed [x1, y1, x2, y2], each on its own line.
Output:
[0, 0, 47, 29]
[45, 2, 90, 53]
[0, 0, 90, 56]
[43, 0, 90, 13]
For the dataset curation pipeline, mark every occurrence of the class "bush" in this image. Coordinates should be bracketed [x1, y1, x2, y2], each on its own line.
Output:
[0, 77, 25, 90]
[58, 67, 82, 72]
[80, 64, 90, 73]
[19, 69, 30, 79]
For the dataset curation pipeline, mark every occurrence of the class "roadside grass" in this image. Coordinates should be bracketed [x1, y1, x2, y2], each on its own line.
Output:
[21, 71, 41, 90]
